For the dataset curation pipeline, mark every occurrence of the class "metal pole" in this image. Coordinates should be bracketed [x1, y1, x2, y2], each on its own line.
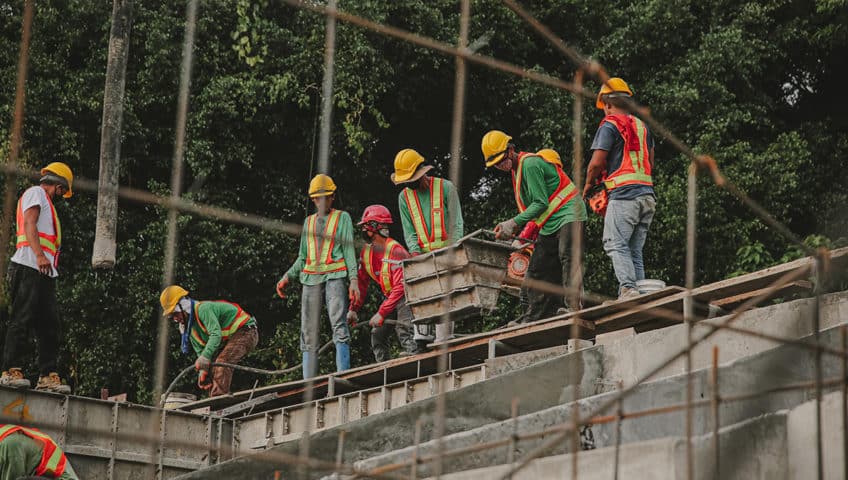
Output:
[0, 0, 34, 302]
[842, 325, 847, 480]
[613, 381, 623, 480]
[813, 254, 824, 480]
[507, 397, 519, 472]
[92, 0, 134, 269]
[152, 0, 198, 477]
[711, 346, 720, 480]
[411, 419, 423, 480]
[684, 160, 697, 480]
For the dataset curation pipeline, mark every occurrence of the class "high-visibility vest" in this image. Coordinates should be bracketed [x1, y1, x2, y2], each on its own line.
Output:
[15, 189, 62, 268]
[0, 424, 68, 477]
[362, 239, 402, 296]
[303, 209, 347, 275]
[190, 301, 253, 348]
[402, 177, 448, 252]
[600, 114, 653, 191]
[511, 153, 579, 228]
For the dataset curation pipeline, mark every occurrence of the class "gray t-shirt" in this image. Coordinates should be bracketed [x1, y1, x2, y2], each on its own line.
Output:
[590, 121, 656, 201]
[11, 186, 60, 277]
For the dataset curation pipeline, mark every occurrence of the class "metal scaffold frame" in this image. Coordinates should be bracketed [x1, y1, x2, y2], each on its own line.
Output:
[0, 1, 842, 479]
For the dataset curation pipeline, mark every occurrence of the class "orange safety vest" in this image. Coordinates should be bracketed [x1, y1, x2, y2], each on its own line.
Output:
[190, 301, 253, 347]
[511, 153, 578, 228]
[600, 114, 653, 191]
[0, 424, 68, 477]
[303, 209, 347, 275]
[403, 177, 448, 252]
[15, 190, 62, 268]
[362, 238, 402, 296]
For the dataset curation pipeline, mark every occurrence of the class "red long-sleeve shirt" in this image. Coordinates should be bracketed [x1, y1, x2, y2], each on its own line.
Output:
[350, 239, 409, 318]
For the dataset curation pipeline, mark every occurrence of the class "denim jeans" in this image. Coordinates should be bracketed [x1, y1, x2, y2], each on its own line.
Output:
[602, 195, 656, 294]
[300, 278, 351, 353]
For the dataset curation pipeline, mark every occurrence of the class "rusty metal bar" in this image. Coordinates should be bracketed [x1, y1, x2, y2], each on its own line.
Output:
[0, 0, 33, 302]
[411, 419, 423, 480]
[507, 397, 519, 472]
[613, 381, 623, 480]
[711, 346, 720, 480]
[448, 0, 469, 192]
[813, 254, 824, 480]
[843, 325, 848, 480]
[684, 160, 698, 480]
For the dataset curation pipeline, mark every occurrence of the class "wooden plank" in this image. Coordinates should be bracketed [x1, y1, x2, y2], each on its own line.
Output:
[711, 281, 812, 309]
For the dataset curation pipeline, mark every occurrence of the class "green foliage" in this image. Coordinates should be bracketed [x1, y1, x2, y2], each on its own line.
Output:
[0, 0, 844, 402]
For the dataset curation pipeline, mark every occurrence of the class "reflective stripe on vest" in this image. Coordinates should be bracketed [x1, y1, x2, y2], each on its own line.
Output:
[0, 424, 68, 477]
[402, 178, 448, 252]
[303, 209, 347, 275]
[511, 153, 579, 228]
[601, 114, 653, 190]
[190, 301, 252, 347]
[362, 239, 402, 296]
[15, 191, 62, 267]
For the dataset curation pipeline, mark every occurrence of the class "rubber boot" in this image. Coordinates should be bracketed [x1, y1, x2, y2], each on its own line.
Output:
[302, 352, 314, 379]
[335, 343, 350, 372]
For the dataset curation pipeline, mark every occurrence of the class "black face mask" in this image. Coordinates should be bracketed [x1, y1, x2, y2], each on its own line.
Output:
[361, 230, 374, 243]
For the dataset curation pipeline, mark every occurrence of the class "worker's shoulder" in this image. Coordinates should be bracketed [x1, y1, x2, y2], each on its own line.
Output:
[521, 154, 549, 169]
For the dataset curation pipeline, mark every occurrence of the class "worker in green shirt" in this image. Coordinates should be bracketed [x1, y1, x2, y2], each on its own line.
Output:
[160, 285, 259, 397]
[276, 174, 359, 378]
[0, 424, 79, 480]
[392, 148, 464, 344]
[482, 130, 588, 323]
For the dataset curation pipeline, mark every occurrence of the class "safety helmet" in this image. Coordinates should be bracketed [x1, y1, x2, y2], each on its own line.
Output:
[535, 149, 563, 167]
[160, 285, 189, 316]
[41, 162, 74, 198]
[308, 174, 337, 198]
[358, 204, 393, 226]
[481, 130, 512, 167]
[596, 77, 634, 110]
[392, 148, 431, 185]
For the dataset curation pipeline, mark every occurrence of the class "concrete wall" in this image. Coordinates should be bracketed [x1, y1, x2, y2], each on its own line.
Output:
[788, 391, 847, 480]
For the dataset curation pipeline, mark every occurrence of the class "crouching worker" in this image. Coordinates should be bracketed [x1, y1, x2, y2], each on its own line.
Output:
[347, 205, 421, 362]
[159, 285, 259, 397]
[0, 423, 79, 479]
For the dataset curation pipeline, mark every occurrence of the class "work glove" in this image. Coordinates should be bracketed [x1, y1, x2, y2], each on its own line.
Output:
[197, 370, 212, 390]
[276, 277, 290, 299]
[368, 313, 384, 328]
[493, 218, 518, 240]
[194, 356, 211, 372]
[348, 283, 360, 304]
[346, 310, 359, 327]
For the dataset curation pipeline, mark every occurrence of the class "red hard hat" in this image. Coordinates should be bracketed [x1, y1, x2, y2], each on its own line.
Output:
[358, 204, 393, 225]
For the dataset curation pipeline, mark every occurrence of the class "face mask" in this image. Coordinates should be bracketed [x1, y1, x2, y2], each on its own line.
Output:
[361, 230, 374, 243]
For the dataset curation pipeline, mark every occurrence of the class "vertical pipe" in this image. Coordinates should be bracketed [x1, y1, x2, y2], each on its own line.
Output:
[568, 68, 585, 480]
[92, 0, 134, 269]
[300, 1, 337, 476]
[334, 429, 346, 476]
[613, 381, 623, 480]
[411, 419, 423, 480]
[0, 0, 34, 303]
[813, 255, 824, 480]
[711, 346, 720, 480]
[684, 160, 697, 480]
[507, 397, 519, 471]
[842, 325, 847, 480]
[152, 0, 198, 477]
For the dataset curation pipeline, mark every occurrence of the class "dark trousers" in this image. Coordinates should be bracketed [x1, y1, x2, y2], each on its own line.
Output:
[523, 222, 584, 322]
[371, 302, 417, 363]
[2, 263, 60, 376]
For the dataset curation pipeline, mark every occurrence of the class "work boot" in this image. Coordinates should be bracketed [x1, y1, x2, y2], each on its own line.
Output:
[35, 372, 71, 394]
[617, 287, 641, 301]
[0, 368, 31, 389]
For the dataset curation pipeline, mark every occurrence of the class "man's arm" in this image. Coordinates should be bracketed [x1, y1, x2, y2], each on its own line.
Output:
[583, 149, 608, 198]
[512, 159, 549, 228]
[284, 218, 309, 281]
[445, 180, 464, 242]
[349, 252, 370, 312]
[398, 190, 421, 254]
[338, 212, 358, 283]
[23, 206, 52, 275]
[377, 246, 409, 317]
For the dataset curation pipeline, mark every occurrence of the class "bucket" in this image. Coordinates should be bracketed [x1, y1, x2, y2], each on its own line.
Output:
[636, 279, 666, 294]
[161, 392, 197, 410]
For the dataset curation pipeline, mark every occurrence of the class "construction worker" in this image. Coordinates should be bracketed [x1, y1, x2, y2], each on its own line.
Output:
[0, 424, 79, 480]
[0, 163, 73, 394]
[159, 285, 259, 397]
[583, 78, 656, 300]
[277, 174, 358, 378]
[482, 131, 587, 322]
[347, 205, 419, 362]
[393, 148, 464, 343]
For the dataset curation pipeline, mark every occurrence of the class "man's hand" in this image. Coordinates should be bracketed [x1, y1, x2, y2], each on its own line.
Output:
[194, 356, 211, 371]
[348, 283, 360, 304]
[511, 239, 530, 250]
[276, 277, 290, 299]
[346, 310, 359, 327]
[493, 218, 518, 240]
[35, 253, 52, 276]
[583, 183, 593, 199]
[368, 313, 384, 328]
[197, 370, 212, 390]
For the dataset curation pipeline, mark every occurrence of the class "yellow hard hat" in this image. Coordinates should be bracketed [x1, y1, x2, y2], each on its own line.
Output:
[481, 130, 512, 168]
[160, 285, 189, 316]
[308, 174, 337, 198]
[41, 162, 74, 198]
[536, 149, 563, 167]
[391, 149, 432, 185]
[596, 77, 634, 109]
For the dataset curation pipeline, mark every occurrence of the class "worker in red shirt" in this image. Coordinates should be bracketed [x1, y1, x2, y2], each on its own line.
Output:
[346, 205, 420, 362]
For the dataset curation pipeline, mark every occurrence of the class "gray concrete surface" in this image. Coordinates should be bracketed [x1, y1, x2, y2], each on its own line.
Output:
[788, 391, 847, 479]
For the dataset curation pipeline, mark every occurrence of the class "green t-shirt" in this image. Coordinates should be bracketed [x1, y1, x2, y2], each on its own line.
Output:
[190, 301, 256, 360]
[0, 432, 79, 480]
[285, 209, 358, 285]
[398, 177, 464, 253]
[512, 155, 587, 235]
